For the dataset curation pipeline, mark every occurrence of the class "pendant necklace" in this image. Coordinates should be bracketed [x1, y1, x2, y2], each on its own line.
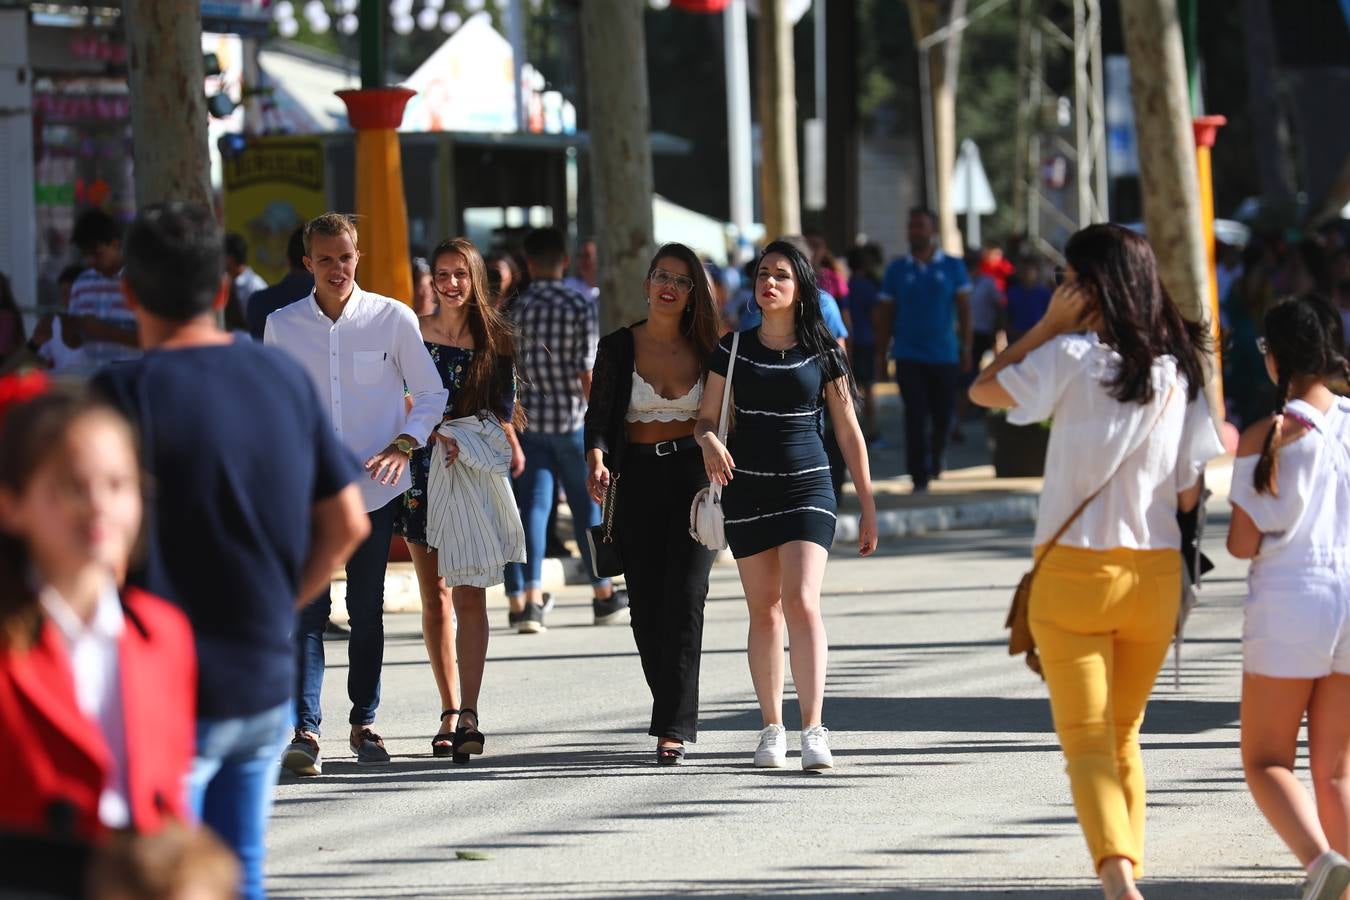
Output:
[762, 330, 794, 359]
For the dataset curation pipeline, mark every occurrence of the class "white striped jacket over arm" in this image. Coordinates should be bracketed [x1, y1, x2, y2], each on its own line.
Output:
[425, 415, 527, 587]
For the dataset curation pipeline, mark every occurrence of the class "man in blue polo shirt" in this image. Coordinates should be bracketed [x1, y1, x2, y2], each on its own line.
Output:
[874, 208, 972, 492]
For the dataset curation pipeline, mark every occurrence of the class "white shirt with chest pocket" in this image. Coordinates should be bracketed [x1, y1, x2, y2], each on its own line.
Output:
[265, 284, 449, 512]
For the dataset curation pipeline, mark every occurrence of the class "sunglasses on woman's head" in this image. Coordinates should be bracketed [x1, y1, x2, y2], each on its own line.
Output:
[651, 269, 695, 294]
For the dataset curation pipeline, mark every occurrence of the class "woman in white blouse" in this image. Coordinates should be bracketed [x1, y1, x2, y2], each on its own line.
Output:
[970, 224, 1224, 900]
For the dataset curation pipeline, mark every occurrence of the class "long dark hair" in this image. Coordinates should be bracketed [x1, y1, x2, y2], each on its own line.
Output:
[1063, 224, 1208, 404]
[1252, 293, 1349, 495]
[0, 380, 139, 650]
[645, 243, 721, 364]
[484, 251, 520, 310]
[429, 238, 526, 430]
[757, 239, 859, 404]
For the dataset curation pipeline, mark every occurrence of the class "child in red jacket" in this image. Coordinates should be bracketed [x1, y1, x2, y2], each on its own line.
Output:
[0, 374, 196, 896]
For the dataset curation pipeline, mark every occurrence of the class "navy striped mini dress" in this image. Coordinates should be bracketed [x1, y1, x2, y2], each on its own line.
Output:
[710, 328, 847, 559]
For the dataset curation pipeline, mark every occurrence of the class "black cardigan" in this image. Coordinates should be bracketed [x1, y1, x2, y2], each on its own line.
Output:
[583, 324, 639, 465]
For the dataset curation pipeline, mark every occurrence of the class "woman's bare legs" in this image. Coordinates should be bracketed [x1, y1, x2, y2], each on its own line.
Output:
[1242, 673, 1327, 866]
[452, 585, 490, 733]
[1308, 674, 1350, 857]
[407, 542, 459, 736]
[735, 541, 830, 727]
[777, 541, 829, 727]
[737, 548, 785, 726]
[1098, 857, 1143, 899]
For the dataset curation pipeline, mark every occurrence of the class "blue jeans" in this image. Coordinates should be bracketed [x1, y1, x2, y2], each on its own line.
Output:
[189, 701, 292, 900]
[295, 497, 398, 735]
[505, 427, 609, 594]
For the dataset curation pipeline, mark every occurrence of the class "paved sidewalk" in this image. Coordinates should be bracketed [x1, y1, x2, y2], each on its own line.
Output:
[270, 496, 1295, 899]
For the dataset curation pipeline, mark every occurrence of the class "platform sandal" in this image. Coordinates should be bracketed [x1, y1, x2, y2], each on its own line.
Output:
[432, 708, 459, 759]
[656, 743, 686, 766]
[452, 708, 485, 764]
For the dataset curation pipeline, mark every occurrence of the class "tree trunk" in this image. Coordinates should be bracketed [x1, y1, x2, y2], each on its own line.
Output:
[910, 0, 967, 254]
[579, 1, 655, 332]
[124, 0, 211, 208]
[1120, 0, 1217, 402]
[757, 0, 801, 241]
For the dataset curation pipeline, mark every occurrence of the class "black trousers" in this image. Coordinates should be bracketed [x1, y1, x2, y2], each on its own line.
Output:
[616, 445, 717, 742]
[896, 360, 960, 488]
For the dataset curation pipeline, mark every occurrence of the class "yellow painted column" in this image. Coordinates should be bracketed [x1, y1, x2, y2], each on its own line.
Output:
[1193, 115, 1226, 410]
[337, 87, 416, 306]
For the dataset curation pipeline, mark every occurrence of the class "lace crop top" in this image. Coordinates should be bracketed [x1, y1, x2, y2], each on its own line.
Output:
[625, 370, 702, 423]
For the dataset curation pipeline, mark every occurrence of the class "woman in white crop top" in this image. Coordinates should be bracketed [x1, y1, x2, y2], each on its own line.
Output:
[1228, 294, 1350, 900]
[583, 243, 722, 766]
[971, 224, 1223, 900]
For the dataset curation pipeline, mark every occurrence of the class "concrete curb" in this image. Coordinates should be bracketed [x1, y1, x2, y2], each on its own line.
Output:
[834, 496, 1040, 544]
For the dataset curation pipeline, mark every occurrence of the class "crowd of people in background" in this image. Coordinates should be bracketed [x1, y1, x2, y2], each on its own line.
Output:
[1, 204, 1349, 900]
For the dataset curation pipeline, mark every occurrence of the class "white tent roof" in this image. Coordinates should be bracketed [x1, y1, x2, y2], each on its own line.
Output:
[401, 13, 516, 133]
[259, 45, 358, 134]
[653, 194, 729, 265]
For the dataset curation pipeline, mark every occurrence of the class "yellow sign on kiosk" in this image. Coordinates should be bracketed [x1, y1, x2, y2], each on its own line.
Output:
[223, 139, 327, 286]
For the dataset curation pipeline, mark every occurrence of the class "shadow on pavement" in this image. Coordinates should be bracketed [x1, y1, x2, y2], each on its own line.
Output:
[267, 875, 1293, 898]
[698, 695, 1238, 736]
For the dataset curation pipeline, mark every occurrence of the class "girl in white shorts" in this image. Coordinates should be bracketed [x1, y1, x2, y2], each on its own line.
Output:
[1229, 293, 1350, 900]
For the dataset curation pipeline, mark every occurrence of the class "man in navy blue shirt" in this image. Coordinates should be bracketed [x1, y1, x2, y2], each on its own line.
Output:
[246, 227, 314, 341]
[874, 208, 972, 492]
[94, 203, 368, 900]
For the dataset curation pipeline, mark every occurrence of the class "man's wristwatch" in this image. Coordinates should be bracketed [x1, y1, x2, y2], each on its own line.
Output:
[394, 436, 417, 455]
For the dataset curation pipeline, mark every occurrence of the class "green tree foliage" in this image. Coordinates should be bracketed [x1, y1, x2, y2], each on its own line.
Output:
[951, 3, 1021, 241]
[855, 1, 1020, 244]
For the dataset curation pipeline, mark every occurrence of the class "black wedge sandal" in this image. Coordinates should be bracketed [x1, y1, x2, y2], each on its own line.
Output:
[432, 708, 459, 758]
[452, 708, 485, 764]
[656, 743, 686, 766]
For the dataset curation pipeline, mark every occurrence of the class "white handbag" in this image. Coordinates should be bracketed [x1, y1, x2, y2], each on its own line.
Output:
[689, 331, 740, 550]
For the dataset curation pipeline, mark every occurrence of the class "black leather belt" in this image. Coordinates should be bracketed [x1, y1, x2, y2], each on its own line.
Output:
[626, 436, 700, 457]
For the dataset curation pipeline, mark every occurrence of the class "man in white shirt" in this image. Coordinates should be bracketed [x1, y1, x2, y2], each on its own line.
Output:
[226, 232, 270, 315]
[266, 212, 449, 773]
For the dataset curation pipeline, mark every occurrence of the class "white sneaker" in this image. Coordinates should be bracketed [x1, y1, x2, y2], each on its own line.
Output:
[753, 724, 788, 768]
[801, 725, 834, 770]
[1302, 850, 1350, 900]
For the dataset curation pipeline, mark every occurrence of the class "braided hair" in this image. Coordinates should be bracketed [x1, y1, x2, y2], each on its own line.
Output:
[1252, 293, 1350, 495]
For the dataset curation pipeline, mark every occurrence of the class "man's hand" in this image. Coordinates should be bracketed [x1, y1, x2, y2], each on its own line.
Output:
[365, 443, 410, 485]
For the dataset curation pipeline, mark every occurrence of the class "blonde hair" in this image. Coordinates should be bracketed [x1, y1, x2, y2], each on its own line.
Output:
[303, 212, 359, 255]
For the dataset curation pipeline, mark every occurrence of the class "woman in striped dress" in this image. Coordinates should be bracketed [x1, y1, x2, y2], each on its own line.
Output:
[696, 240, 879, 771]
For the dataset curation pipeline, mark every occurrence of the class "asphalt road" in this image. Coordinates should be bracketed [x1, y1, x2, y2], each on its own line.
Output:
[267, 503, 1303, 899]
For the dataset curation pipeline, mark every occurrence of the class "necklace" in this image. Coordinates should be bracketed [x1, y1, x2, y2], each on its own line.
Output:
[759, 328, 796, 360]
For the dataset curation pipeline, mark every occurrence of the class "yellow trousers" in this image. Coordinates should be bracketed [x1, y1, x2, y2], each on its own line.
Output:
[1029, 544, 1181, 879]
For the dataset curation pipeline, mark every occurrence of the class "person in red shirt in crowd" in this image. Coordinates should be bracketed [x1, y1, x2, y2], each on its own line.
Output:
[0, 374, 195, 897]
[978, 242, 1015, 293]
